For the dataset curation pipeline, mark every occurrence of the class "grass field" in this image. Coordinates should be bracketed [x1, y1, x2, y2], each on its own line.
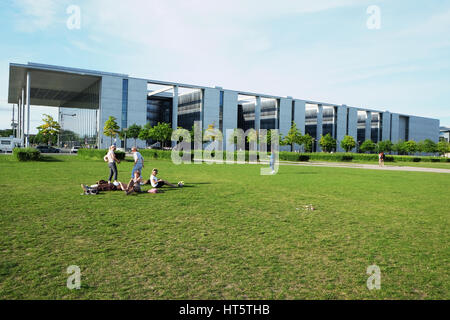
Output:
[0, 156, 449, 299]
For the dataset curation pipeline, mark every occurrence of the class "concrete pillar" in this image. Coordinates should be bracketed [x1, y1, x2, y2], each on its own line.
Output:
[223, 90, 238, 151]
[293, 100, 305, 151]
[21, 88, 25, 145]
[126, 78, 148, 149]
[347, 107, 358, 152]
[255, 96, 261, 131]
[336, 105, 348, 152]
[26, 72, 30, 147]
[279, 97, 293, 151]
[316, 104, 323, 152]
[172, 85, 179, 131]
[203, 87, 220, 130]
[365, 111, 372, 142]
[382, 111, 391, 141]
[18, 97, 21, 141]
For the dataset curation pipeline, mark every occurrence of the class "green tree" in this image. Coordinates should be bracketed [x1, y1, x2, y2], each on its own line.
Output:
[303, 134, 314, 152]
[393, 140, 408, 155]
[340, 135, 356, 152]
[417, 139, 437, 154]
[283, 122, 303, 151]
[359, 139, 376, 153]
[319, 133, 336, 153]
[103, 116, 120, 146]
[0, 129, 13, 137]
[149, 122, 173, 148]
[404, 140, 418, 155]
[36, 114, 61, 146]
[376, 140, 393, 153]
[138, 123, 152, 145]
[127, 123, 142, 147]
[436, 140, 450, 156]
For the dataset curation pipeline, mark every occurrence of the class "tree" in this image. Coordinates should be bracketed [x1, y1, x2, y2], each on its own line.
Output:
[303, 134, 314, 152]
[340, 135, 356, 152]
[436, 141, 450, 156]
[359, 139, 376, 153]
[127, 124, 142, 147]
[138, 123, 152, 145]
[103, 116, 120, 146]
[404, 140, 418, 155]
[0, 129, 13, 137]
[36, 114, 61, 146]
[319, 133, 336, 153]
[417, 139, 437, 154]
[283, 122, 303, 151]
[393, 140, 408, 155]
[376, 140, 393, 153]
[149, 122, 173, 148]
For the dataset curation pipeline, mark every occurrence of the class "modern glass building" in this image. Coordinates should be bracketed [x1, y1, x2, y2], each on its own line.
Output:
[7, 62, 440, 151]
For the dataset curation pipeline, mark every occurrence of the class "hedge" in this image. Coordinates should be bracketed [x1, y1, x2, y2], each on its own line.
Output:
[77, 149, 125, 160]
[12, 148, 41, 161]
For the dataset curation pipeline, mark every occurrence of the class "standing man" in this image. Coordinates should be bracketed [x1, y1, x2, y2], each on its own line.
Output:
[104, 145, 120, 184]
[131, 147, 144, 178]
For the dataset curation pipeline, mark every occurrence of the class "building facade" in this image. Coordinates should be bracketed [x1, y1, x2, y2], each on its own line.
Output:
[8, 62, 440, 151]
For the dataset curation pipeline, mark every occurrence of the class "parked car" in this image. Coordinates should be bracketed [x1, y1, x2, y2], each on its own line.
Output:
[35, 145, 60, 153]
[71, 146, 81, 153]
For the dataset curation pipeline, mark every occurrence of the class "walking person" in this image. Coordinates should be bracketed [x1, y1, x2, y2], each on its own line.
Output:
[131, 147, 144, 178]
[378, 151, 385, 167]
[104, 145, 120, 184]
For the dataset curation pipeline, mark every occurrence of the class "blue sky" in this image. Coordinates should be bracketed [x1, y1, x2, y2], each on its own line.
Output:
[0, 0, 449, 133]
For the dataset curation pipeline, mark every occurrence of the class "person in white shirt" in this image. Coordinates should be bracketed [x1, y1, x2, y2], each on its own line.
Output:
[148, 168, 182, 188]
[131, 147, 144, 178]
[103, 145, 120, 184]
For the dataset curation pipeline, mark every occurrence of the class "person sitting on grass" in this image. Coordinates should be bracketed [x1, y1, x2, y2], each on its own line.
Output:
[147, 168, 183, 188]
[120, 170, 143, 195]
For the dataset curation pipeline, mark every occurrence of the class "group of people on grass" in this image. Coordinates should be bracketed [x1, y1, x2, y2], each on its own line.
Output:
[81, 145, 183, 195]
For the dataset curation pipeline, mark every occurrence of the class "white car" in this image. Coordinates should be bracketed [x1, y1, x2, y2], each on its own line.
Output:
[71, 146, 81, 153]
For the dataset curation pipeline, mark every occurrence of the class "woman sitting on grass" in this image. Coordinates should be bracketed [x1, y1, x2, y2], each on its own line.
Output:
[120, 170, 144, 195]
[147, 168, 183, 188]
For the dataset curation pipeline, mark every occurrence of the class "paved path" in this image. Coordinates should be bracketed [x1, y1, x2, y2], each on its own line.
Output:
[274, 160, 450, 174]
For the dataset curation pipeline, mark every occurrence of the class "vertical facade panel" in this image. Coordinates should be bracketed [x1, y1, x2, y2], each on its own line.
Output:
[222, 90, 238, 151]
[127, 78, 148, 148]
[336, 105, 347, 152]
[293, 99, 305, 151]
[365, 111, 372, 142]
[347, 107, 358, 152]
[203, 87, 220, 130]
[316, 104, 323, 152]
[391, 113, 400, 143]
[382, 111, 391, 141]
[279, 97, 293, 151]
[99, 75, 123, 149]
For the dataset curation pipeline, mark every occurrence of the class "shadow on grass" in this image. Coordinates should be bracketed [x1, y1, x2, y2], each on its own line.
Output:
[40, 156, 63, 162]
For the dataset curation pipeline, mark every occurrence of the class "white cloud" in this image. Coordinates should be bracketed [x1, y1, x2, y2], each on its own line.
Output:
[12, 0, 61, 32]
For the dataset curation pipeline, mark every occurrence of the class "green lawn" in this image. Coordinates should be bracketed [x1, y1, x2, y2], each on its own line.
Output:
[0, 156, 449, 299]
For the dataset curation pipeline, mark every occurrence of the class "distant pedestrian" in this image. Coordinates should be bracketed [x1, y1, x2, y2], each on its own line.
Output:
[270, 152, 276, 174]
[104, 145, 120, 183]
[131, 147, 144, 178]
[378, 151, 385, 167]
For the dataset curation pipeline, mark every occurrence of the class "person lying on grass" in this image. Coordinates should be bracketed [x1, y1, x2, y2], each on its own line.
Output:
[145, 168, 183, 188]
[81, 180, 124, 194]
